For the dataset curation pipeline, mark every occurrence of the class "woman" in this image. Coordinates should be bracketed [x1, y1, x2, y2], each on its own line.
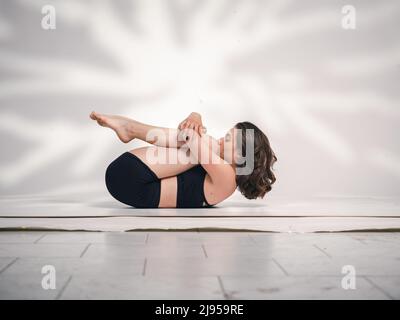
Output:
[90, 111, 277, 208]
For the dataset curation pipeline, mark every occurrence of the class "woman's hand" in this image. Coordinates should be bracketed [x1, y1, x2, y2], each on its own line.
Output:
[178, 112, 206, 137]
[178, 127, 199, 145]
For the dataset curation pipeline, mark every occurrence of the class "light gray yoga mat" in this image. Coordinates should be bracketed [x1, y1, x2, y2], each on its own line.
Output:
[0, 192, 399, 232]
[1, 193, 399, 217]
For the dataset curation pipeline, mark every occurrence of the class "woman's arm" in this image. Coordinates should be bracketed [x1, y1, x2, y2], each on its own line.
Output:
[180, 129, 237, 197]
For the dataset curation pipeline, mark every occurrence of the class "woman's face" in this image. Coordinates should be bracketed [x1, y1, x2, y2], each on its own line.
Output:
[218, 127, 237, 164]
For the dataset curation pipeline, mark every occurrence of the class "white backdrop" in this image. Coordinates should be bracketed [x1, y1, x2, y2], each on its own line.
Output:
[0, 0, 399, 199]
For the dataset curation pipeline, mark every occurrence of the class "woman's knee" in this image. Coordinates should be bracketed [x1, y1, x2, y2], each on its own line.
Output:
[104, 152, 159, 208]
[105, 153, 140, 206]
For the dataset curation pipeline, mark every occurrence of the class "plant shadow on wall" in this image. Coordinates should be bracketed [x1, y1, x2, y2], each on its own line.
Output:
[0, 0, 399, 197]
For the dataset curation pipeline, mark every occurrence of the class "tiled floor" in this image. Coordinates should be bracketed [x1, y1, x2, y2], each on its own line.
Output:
[0, 231, 399, 299]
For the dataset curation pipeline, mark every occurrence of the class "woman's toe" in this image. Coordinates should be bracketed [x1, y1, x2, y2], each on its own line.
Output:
[90, 111, 98, 120]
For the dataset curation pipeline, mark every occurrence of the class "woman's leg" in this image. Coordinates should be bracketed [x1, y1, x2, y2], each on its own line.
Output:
[105, 146, 197, 208]
[90, 111, 203, 178]
[90, 111, 184, 147]
[130, 146, 197, 179]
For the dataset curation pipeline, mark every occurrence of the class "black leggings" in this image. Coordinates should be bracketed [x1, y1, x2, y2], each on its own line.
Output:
[105, 152, 161, 208]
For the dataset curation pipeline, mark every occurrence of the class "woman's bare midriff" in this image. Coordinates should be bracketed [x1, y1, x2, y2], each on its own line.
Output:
[159, 174, 218, 208]
[158, 176, 178, 207]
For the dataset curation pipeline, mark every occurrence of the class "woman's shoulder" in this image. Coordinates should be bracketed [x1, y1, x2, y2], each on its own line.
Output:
[204, 170, 237, 204]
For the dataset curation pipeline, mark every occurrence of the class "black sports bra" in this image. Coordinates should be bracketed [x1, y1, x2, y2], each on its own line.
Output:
[176, 165, 213, 208]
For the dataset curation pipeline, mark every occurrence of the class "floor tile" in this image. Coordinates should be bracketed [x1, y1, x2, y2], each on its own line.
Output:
[83, 242, 204, 259]
[199, 232, 255, 245]
[3, 257, 144, 277]
[38, 231, 146, 244]
[145, 257, 285, 276]
[60, 275, 223, 300]
[365, 276, 400, 299]
[147, 232, 202, 245]
[0, 232, 46, 243]
[220, 275, 390, 299]
[0, 243, 87, 258]
[0, 259, 71, 299]
[202, 243, 269, 259]
[274, 255, 400, 276]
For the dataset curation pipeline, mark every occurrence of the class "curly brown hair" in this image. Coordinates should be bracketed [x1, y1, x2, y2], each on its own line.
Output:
[234, 122, 277, 199]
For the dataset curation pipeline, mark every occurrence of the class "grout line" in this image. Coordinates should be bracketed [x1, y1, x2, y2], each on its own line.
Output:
[55, 275, 72, 300]
[79, 243, 91, 258]
[201, 244, 208, 259]
[145, 233, 149, 244]
[271, 257, 290, 276]
[313, 244, 332, 258]
[363, 276, 395, 300]
[142, 258, 147, 276]
[34, 234, 47, 244]
[217, 276, 231, 300]
[0, 257, 19, 274]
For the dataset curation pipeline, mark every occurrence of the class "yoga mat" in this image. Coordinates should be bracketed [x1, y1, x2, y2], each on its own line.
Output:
[1, 192, 399, 232]
[0, 193, 399, 217]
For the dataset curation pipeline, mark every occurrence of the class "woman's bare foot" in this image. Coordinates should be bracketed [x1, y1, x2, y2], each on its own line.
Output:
[90, 111, 135, 143]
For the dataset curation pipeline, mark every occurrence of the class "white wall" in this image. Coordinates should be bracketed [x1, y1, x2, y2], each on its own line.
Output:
[0, 0, 399, 198]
